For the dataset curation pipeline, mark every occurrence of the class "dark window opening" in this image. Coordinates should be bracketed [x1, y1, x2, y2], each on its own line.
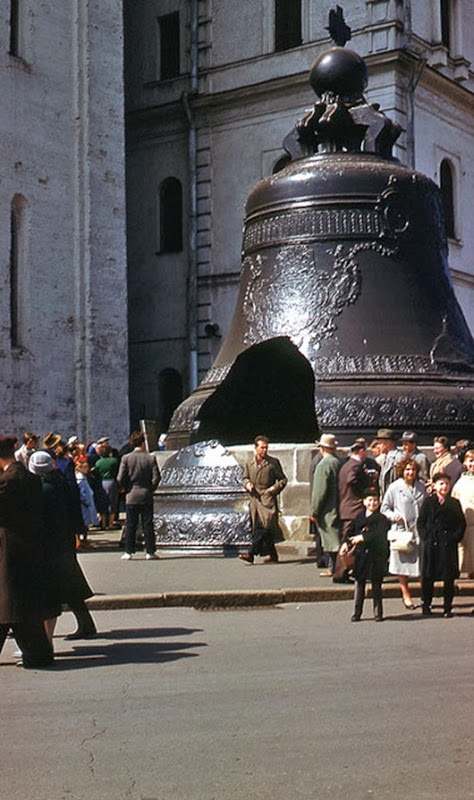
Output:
[440, 0, 450, 50]
[160, 177, 183, 253]
[10, 204, 21, 347]
[9, 0, 20, 56]
[192, 337, 319, 445]
[275, 0, 302, 52]
[159, 368, 183, 432]
[440, 159, 456, 239]
[160, 12, 180, 80]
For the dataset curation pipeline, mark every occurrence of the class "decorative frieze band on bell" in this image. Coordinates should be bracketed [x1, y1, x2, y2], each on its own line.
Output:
[243, 205, 383, 251]
[167, 43, 474, 448]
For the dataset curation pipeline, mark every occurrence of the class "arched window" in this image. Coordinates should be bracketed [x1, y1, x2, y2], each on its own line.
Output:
[160, 177, 183, 253]
[158, 368, 183, 430]
[10, 194, 28, 348]
[439, 159, 456, 239]
[275, 0, 302, 52]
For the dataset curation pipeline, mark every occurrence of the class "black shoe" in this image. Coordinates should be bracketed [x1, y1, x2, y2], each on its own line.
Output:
[374, 614, 384, 622]
[239, 553, 254, 564]
[443, 610, 453, 618]
[422, 606, 432, 616]
[351, 614, 361, 622]
[18, 658, 54, 669]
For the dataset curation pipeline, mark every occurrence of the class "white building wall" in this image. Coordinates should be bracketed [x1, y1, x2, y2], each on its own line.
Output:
[0, 1, 129, 445]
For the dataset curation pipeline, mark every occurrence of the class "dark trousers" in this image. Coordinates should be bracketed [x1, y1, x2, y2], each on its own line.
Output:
[422, 576, 455, 612]
[250, 526, 278, 560]
[124, 503, 155, 555]
[354, 578, 383, 619]
[326, 551, 338, 574]
[0, 621, 53, 667]
[310, 520, 326, 567]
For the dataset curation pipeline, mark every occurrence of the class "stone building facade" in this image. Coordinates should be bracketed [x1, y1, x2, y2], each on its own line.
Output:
[124, 0, 474, 433]
[1, 1, 129, 445]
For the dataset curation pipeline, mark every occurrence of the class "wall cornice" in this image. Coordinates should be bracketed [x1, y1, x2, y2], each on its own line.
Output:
[127, 47, 473, 133]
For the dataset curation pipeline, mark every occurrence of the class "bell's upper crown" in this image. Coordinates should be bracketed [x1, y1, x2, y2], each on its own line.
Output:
[284, 46, 401, 160]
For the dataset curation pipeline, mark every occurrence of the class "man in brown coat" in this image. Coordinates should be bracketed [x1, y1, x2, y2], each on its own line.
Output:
[240, 435, 287, 564]
[0, 435, 54, 668]
[338, 441, 372, 537]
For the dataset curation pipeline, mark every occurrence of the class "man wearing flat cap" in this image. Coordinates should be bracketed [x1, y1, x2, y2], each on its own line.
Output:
[376, 429, 404, 496]
[311, 434, 341, 575]
[401, 431, 430, 483]
[338, 441, 376, 537]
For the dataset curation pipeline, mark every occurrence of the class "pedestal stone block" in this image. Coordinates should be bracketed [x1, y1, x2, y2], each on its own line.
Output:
[280, 483, 311, 516]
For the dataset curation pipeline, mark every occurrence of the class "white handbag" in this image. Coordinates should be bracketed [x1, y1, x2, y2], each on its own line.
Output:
[388, 516, 415, 552]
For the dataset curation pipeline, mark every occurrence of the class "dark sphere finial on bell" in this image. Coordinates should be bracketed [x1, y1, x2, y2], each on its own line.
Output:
[309, 47, 368, 101]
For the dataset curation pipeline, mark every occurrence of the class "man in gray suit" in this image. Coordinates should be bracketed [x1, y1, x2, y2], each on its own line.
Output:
[377, 428, 404, 496]
[117, 432, 161, 560]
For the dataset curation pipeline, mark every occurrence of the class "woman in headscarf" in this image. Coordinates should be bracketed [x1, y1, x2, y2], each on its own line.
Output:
[29, 451, 97, 643]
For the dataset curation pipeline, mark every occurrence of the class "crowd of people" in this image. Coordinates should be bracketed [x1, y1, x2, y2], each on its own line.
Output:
[1, 424, 473, 668]
[14, 430, 126, 544]
[0, 428, 161, 668]
[310, 428, 474, 622]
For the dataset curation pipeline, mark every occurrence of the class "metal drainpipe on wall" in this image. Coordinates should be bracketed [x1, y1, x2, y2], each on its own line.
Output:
[402, 0, 426, 169]
[184, 0, 199, 393]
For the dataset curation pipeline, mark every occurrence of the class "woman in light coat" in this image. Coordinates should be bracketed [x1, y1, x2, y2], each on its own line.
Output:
[429, 436, 453, 481]
[381, 458, 426, 609]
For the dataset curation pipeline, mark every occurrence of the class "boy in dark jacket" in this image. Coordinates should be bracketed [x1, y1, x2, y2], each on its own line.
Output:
[342, 489, 390, 622]
[417, 472, 466, 617]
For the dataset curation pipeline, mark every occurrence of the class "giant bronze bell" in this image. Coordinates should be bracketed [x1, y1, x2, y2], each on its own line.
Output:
[168, 46, 474, 448]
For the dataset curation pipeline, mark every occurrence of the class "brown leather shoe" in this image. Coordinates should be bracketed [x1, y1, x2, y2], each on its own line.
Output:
[239, 553, 254, 564]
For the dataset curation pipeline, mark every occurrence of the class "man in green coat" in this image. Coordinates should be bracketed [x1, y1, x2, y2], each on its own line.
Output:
[311, 434, 341, 576]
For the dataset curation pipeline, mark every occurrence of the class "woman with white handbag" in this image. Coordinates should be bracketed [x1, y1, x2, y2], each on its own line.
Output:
[381, 458, 426, 609]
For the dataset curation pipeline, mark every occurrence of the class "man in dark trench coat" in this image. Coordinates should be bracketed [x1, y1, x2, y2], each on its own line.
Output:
[240, 435, 287, 564]
[0, 435, 54, 668]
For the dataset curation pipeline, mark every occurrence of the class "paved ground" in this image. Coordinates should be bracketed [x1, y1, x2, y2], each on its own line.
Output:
[77, 530, 474, 611]
[1, 601, 473, 800]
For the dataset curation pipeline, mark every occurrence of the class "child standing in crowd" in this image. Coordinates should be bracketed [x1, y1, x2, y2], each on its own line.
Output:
[342, 489, 390, 622]
[418, 473, 466, 617]
[75, 455, 99, 533]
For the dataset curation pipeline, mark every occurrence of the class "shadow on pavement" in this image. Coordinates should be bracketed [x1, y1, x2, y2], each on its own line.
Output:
[52, 638, 207, 670]
[60, 626, 204, 640]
